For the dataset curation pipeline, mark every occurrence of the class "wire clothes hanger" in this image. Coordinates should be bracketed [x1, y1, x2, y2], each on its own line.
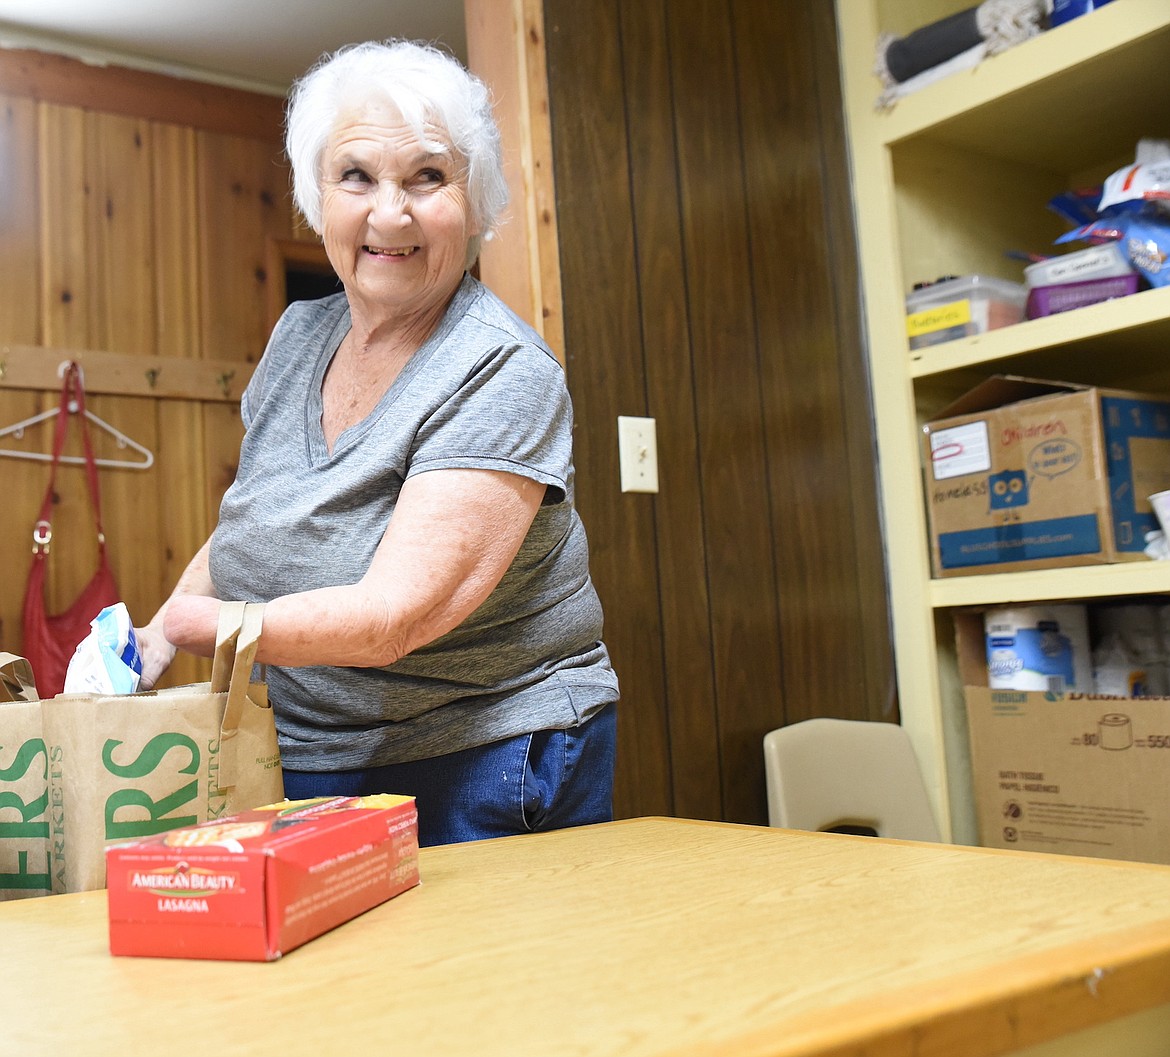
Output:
[0, 360, 154, 470]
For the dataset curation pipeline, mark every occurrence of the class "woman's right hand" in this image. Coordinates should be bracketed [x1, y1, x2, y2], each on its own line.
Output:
[135, 536, 218, 689]
[134, 621, 177, 691]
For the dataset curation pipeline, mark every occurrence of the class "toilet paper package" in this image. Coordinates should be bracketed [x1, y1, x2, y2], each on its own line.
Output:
[964, 685, 1170, 865]
[984, 605, 1092, 692]
[956, 611, 1170, 866]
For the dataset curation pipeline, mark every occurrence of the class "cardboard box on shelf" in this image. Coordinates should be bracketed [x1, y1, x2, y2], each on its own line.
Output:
[957, 611, 1170, 865]
[106, 794, 420, 961]
[922, 376, 1170, 578]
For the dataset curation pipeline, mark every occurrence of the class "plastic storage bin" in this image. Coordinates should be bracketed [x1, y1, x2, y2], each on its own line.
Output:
[1026, 273, 1140, 319]
[1023, 241, 1132, 289]
[905, 275, 1027, 350]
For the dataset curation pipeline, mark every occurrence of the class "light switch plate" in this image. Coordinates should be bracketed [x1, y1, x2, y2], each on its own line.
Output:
[618, 416, 659, 493]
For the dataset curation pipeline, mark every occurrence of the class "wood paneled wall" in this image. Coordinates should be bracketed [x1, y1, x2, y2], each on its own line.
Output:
[543, 0, 896, 824]
[0, 53, 301, 688]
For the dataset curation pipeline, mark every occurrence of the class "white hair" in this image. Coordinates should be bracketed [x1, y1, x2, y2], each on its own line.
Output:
[284, 40, 508, 265]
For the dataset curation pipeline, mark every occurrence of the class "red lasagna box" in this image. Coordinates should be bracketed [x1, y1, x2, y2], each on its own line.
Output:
[106, 794, 419, 961]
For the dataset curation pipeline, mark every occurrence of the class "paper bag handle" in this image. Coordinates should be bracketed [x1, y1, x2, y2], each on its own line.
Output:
[0, 653, 39, 702]
[211, 602, 266, 791]
[211, 601, 264, 728]
[211, 601, 246, 695]
[224, 603, 263, 735]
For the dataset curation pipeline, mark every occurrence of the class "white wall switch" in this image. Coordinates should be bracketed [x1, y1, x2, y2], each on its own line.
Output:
[618, 415, 659, 494]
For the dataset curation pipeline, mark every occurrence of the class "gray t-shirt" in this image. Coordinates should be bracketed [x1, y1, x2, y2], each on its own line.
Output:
[209, 274, 618, 768]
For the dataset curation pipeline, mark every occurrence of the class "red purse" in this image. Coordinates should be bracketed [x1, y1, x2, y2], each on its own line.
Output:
[21, 364, 122, 698]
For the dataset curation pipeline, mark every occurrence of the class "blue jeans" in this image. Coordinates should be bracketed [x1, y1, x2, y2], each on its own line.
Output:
[280, 705, 616, 847]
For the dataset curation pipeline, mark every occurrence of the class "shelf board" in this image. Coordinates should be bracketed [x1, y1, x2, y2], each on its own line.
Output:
[929, 559, 1170, 609]
[876, 5, 1170, 171]
[908, 285, 1170, 380]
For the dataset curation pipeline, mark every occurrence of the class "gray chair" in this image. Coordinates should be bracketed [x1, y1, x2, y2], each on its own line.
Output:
[763, 718, 941, 842]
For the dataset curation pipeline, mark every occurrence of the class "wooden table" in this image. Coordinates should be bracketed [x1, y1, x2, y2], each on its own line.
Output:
[3, 817, 1170, 1057]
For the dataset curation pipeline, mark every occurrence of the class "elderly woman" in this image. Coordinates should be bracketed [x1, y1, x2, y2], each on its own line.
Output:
[136, 40, 619, 846]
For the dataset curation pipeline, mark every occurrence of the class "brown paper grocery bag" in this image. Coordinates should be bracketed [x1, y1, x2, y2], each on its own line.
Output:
[0, 653, 52, 900]
[42, 601, 283, 893]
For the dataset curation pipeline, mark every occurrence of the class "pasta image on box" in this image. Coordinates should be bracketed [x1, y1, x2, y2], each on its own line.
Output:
[106, 794, 419, 961]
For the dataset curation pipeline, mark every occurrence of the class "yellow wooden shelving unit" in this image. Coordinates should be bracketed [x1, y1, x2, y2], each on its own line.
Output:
[836, 0, 1170, 842]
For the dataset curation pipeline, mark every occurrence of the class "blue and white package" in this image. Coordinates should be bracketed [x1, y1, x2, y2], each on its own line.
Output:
[984, 605, 1092, 692]
[1098, 160, 1170, 216]
[63, 602, 143, 695]
[1122, 216, 1170, 287]
[1056, 214, 1170, 289]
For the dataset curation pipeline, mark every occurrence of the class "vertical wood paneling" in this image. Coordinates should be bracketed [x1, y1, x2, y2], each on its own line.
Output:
[466, 0, 565, 359]
[153, 124, 203, 360]
[83, 112, 164, 627]
[195, 131, 291, 644]
[543, 0, 674, 818]
[86, 114, 156, 355]
[808, 2, 897, 720]
[665, 0, 787, 823]
[197, 131, 294, 362]
[36, 104, 100, 609]
[152, 122, 210, 686]
[37, 105, 89, 349]
[732, 0, 893, 723]
[0, 96, 39, 334]
[617, 0, 722, 819]
[545, 0, 895, 825]
[0, 94, 41, 647]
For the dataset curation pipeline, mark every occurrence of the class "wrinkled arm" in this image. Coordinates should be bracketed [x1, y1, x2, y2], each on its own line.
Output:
[135, 539, 218, 689]
[163, 468, 545, 668]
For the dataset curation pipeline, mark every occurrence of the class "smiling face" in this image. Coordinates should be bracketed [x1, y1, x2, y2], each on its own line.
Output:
[319, 98, 479, 333]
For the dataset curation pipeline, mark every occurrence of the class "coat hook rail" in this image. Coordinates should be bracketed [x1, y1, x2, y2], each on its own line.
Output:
[0, 346, 254, 403]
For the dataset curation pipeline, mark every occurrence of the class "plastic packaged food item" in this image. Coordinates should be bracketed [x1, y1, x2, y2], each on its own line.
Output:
[62, 602, 143, 695]
[1023, 241, 1132, 288]
[1123, 216, 1170, 286]
[905, 275, 1026, 349]
[1046, 186, 1102, 227]
[1099, 160, 1170, 216]
[1057, 214, 1170, 289]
